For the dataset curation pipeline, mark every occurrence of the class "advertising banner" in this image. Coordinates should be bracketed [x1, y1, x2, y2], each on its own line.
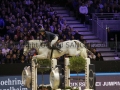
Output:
[0, 75, 49, 90]
[70, 73, 120, 90]
[0, 73, 120, 90]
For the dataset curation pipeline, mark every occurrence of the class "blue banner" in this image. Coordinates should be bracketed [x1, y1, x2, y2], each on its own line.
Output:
[0, 75, 49, 90]
[0, 73, 120, 90]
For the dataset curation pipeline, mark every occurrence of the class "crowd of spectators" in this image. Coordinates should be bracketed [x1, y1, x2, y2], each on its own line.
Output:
[0, 0, 86, 64]
[0, 0, 105, 64]
[65, 0, 120, 23]
[88, 48, 104, 61]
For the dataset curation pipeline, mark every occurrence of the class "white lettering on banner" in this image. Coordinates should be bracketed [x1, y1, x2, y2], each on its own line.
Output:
[0, 78, 24, 86]
[70, 81, 120, 87]
[102, 82, 120, 86]
[0, 87, 28, 90]
[96, 82, 101, 86]
[70, 82, 85, 87]
[0, 78, 28, 90]
[1, 81, 4, 85]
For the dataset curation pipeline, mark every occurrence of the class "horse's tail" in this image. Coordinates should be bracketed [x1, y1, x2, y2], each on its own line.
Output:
[73, 40, 95, 58]
[73, 40, 94, 55]
[73, 40, 85, 50]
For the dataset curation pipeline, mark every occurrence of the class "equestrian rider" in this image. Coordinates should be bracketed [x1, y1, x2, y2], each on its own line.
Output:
[38, 26, 61, 52]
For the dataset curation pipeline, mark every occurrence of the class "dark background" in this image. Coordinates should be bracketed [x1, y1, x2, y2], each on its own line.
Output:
[1, 61, 120, 76]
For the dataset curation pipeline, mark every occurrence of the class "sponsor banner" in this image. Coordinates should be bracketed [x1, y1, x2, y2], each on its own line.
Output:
[4, 41, 119, 49]
[70, 74, 120, 90]
[0, 73, 120, 90]
[0, 75, 49, 90]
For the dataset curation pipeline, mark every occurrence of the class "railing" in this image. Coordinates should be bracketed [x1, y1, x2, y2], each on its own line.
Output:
[92, 19, 108, 46]
[93, 13, 120, 20]
[92, 13, 120, 46]
[97, 20, 120, 31]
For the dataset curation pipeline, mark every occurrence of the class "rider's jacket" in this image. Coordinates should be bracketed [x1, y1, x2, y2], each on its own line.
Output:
[41, 31, 58, 42]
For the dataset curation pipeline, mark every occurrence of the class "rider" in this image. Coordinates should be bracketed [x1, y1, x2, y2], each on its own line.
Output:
[38, 25, 61, 52]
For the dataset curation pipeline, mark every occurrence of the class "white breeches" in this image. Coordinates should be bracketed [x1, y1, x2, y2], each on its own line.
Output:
[51, 36, 58, 47]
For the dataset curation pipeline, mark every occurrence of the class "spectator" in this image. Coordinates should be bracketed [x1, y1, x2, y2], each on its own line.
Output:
[106, 7, 111, 13]
[62, 26, 68, 35]
[79, 3, 88, 24]
[86, 43, 91, 50]
[9, 50, 13, 58]
[87, 4, 95, 18]
[91, 48, 98, 56]
[63, 35, 67, 41]
[88, 0, 93, 5]
[83, 40, 87, 45]
[20, 55, 26, 63]
[0, 17, 5, 36]
[0, 49, 4, 64]
[96, 52, 104, 61]
[103, 3, 108, 12]
[13, 35, 19, 44]
[12, 46, 18, 54]
[16, 50, 21, 60]
[7, 24, 15, 38]
[53, 26, 59, 34]
[99, 0, 104, 9]
[4, 35, 10, 43]
[18, 40, 24, 50]
[0, 40, 5, 49]
[67, 31, 72, 40]
[61, 20, 68, 30]
[69, 27, 74, 32]
[88, 52, 96, 61]
[11, 54, 19, 63]
[4, 54, 11, 64]
[0, 17, 5, 29]
[58, 31, 63, 40]
[74, 30, 81, 40]
[2, 44, 10, 56]
[58, 16, 64, 25]
[26, 55, 32, 63]
[79, 35, 84, 43]
[57, 24, 61, 31]
[8, 40, 14, 49]
[71, 35, 75, 40]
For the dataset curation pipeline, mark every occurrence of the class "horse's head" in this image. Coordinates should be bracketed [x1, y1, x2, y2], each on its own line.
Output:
[23, 41, 30, 56]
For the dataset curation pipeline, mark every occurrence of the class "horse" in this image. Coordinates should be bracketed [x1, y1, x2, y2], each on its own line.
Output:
[22, 40, 88, 88]
[23, 40, 88, 60]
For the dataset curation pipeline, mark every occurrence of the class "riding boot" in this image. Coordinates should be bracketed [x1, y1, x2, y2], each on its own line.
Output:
[48, 45, 52, 49]
[52, 45, 62, 52]
[47, 42, 61, 52]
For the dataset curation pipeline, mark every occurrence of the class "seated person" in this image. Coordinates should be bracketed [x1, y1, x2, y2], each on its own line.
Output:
[96, 52, 104, 61]
[88, 52, 96, 61]
[91, 48, 98, 56]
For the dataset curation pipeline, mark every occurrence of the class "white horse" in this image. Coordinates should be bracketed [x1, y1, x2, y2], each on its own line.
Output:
[23, 40, 88, 60]
[22, 40, 88, 88]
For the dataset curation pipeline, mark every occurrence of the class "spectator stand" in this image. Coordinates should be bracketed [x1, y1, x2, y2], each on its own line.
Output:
[0, 0, 84, 64]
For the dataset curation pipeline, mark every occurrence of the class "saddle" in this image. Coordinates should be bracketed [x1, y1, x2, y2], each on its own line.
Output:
[41, 41, 61, 52]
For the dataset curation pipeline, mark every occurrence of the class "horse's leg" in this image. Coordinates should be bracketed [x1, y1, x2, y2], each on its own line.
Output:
[32, 54, 48, 60]
[80, 48, 88, 58]
[75, 50, 81, 56]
